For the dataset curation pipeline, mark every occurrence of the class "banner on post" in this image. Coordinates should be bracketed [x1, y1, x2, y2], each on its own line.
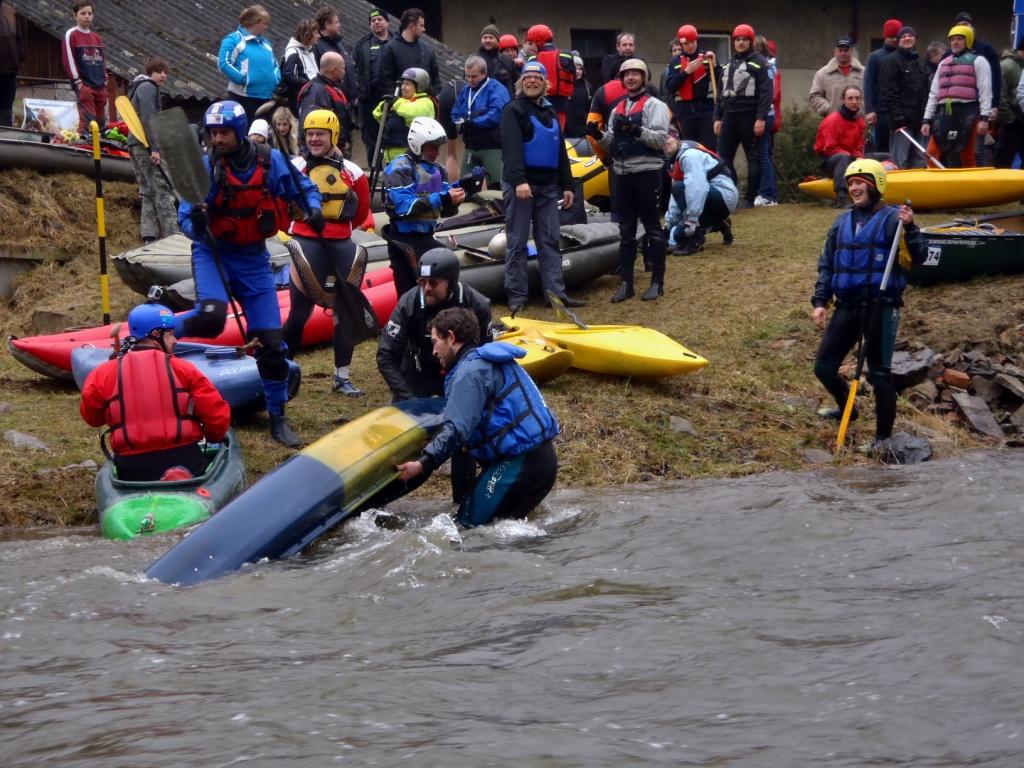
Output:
[22, 99, 79, 134]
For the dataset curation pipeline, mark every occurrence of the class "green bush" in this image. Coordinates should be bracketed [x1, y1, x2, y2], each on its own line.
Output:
[773, 107, 824, 203]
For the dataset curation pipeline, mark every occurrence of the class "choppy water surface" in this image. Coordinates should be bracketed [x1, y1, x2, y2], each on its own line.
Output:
[2, 451, 1023, 767]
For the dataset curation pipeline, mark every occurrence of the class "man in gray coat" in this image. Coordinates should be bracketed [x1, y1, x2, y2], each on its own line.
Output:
[808, 37, 865, 117]
[127, 56, 178, 242]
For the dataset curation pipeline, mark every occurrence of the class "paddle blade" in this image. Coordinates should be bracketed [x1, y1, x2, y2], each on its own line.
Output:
[148, 108, 210, 204]
[284, 239, 335, 308]
[834, 380, 859, 452]
[348, 246, 368, 286]
[545, 290, 588, 330]
[334, 282, 380, 348]
[115, 95, 148, 148]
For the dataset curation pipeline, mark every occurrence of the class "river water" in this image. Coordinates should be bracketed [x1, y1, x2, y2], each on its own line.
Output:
[2, 451, 1023, 767]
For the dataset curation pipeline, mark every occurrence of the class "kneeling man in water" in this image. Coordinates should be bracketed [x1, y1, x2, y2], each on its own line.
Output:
[396, 307, 560, 527]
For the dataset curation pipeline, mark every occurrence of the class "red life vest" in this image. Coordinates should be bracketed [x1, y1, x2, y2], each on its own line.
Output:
[104, 350, 203, 456]
[674, 54, 709, 101]
[670, 140, 726, 181]
[209, 144, 291, 245]
[536, 47, 574, 100]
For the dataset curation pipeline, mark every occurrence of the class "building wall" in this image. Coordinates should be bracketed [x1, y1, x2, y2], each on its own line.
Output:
[439, 1, 1012, 109]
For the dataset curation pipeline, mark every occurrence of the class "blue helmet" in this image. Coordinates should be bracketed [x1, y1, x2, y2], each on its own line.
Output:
[521, 60, 547, 79]
[204, 100, 248, 142]
[128, 303, 176, 338]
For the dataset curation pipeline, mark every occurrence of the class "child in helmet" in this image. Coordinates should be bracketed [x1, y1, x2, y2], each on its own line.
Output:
[810, 159, 927, 457]
[372, 66, 439, 162]
[380, 116, 465, 296]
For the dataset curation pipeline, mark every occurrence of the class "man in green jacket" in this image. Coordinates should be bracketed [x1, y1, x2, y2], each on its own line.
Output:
[994, 36, 1024, 168]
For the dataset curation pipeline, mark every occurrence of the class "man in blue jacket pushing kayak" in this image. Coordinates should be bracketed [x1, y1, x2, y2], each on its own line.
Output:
[396, 307, 560, 527]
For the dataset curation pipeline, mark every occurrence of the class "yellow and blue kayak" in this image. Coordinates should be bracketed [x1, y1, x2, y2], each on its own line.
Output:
[500, 316, 708, 379]
[146, 398, 445, 586]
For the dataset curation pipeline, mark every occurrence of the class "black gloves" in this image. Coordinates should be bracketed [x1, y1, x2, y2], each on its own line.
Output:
[189, 207, 208, 233]
[307, 209, 326, 234]
[613, 116, 638, 136]
[585, 121, 603, 139]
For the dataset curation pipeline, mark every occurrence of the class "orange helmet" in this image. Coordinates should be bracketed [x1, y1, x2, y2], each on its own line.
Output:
[677, 25, 698, 43]
[526, 24, 553, 45]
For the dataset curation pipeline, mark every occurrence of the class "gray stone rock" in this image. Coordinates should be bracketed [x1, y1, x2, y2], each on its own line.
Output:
[891, 347, 935, 391]
[3, 429, 50, 451]
[907, 379, 938, 409]
[0, 402, 11, 413]
[669, 416, 697, 436]
[994, 373, 1024, 401]
[950, 393, 1004, 439]
[971, 375, 1004, 405]
[36, 459, 99, 475]
[800, 448, 835, 464]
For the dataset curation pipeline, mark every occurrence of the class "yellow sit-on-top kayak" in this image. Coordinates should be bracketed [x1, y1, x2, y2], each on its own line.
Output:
[798, 167, 1024, 210]
[500, 316, 708, 378]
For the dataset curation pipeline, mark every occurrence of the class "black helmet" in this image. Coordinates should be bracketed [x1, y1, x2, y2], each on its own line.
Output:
[418, 248, 460, 284]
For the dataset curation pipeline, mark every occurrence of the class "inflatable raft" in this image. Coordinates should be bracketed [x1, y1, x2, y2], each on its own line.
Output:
[0, 133, 135, 182]
[146, 397, 445, 585]
[914, 210, 1024, 285]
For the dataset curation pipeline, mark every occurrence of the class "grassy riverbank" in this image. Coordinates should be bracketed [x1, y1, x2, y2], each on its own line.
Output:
[1, 171, 1017, 527]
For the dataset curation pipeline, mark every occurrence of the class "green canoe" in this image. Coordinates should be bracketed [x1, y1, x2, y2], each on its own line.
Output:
[914, 211, 1024, 286]
[95, 431, 246, 540]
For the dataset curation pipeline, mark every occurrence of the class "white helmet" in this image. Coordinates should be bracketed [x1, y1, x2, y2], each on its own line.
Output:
[408, 117, 447, 155]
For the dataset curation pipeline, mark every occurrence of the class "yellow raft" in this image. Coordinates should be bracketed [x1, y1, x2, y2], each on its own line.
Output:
[565, 139, 611, 206]
[798, 167, 1024, 210]
[500, 316, 708, 379]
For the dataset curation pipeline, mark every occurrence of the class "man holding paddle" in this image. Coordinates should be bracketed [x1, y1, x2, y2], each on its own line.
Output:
[176, 100, 322, 448]
[810, 159, 926, 456]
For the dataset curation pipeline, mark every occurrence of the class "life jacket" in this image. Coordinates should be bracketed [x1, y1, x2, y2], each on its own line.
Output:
[535, 47, 575, 100]
[523, 112, 561, 169]
[669, 140, 729, 181]
[103, 350, 203, 457]
[673, 54, 710, 102]
[722, 55, 759, 100]
[452, 342, 560, 463]
[386, 153, 445, 224]
[611, 94, 661, 160]
[297, 79, 351, 136]
[936, 53, 979, 102]
[831, 206, 906, 299]
[305, 156, 358, 222]
[209, 143, 290, 245]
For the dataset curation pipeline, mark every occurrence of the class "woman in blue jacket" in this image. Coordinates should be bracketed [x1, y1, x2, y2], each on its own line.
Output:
[218, 4, 280, 122]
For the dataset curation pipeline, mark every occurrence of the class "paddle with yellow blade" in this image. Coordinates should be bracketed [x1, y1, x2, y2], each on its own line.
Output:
[88, 120, 111, 324]
[835, 200, 911, 452]
[115, 95, 176, 191]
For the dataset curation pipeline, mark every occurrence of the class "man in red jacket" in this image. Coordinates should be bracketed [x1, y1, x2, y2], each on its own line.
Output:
[813, 85, 866, 206]
[80, 304, 230, 482]
[62, 1, 107, 133]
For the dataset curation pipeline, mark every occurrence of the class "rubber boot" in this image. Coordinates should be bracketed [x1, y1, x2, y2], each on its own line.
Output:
[641, 281, 663, 301]
[263, 377, 300, 447]
[611, 282, 634, 303]
[269, 413, 301, 448]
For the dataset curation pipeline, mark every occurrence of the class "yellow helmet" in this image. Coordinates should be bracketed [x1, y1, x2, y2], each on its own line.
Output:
[303, 109, 340, 147]
[844, 158, 887, 195]
[947, 24, 974, 49]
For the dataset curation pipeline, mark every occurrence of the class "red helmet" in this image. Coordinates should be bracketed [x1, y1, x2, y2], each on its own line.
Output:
[526, 24, 553, 45]
[732, 23, 755, 40]
[499, 33, 519, 51]
[677, 25, 698, 43]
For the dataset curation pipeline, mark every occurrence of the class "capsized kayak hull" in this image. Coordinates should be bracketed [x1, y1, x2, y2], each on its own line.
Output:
[798, 167, 1024, 210]
[500, 316, 709, 378]
[914, 210, 1024, 285]
[145, 397, 445, 586]
[96, 430, 246, 540]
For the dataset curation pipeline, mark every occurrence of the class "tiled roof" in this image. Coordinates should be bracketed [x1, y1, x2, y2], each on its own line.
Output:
[13, 0, 466, 101]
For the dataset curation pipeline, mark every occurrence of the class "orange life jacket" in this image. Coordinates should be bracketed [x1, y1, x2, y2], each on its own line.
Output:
[536, 47, 574, 100]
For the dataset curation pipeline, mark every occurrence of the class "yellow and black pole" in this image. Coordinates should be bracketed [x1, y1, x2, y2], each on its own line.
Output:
[89, 120, 110, 324]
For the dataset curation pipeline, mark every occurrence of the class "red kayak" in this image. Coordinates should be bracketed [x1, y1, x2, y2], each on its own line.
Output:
[8, 277, 398, 381]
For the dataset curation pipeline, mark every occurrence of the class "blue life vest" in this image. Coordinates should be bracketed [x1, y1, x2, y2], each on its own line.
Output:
[831, 206, 905, 300]
[523, 114, 560, 169]
[450, 342, 560, 463]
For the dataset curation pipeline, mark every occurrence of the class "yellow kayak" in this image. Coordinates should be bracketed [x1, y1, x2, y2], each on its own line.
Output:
[501, 331, 575, 384]
[500, 316, 708, 378]
[798, 167, 1024, 210]
[565, 139, 610, 205]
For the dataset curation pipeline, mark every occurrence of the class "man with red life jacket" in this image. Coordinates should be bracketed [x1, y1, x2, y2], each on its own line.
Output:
[176, 100, 322, 448]
[589, 59, 671, 302]
[922, 25, 993, 168]
[714, 24, 771, 208]
[80, 304, 230, 482]
[525, 24, 575, 130]
[664, 25, 718, 150]
[282, 109, 371, 397]
[664, 131, 738, 255]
